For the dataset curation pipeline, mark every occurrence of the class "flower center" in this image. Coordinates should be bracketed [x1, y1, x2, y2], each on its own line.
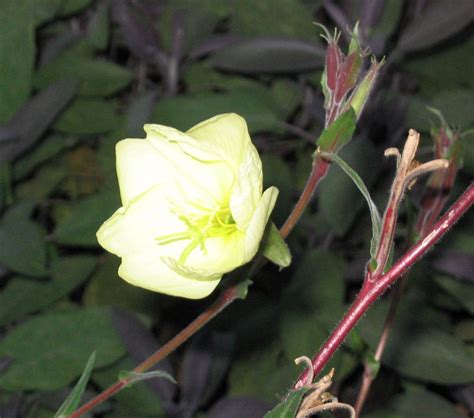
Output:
[155, 203, 236, 264]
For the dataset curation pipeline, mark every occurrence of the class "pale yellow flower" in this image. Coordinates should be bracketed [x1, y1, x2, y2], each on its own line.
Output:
[97, 113, 278, 299]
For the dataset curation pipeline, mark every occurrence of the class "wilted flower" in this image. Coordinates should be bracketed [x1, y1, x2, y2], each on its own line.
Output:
[97, 113, 278, 299]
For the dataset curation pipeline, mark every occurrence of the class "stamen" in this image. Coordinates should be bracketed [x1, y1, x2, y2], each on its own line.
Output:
[155, 200, 237, 265]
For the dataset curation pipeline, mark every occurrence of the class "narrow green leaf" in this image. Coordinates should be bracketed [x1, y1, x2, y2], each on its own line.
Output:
[54, 351, 96, 418]
[118, 370, 176, 388]
[319, 151, 381, 258]
[261, 222, 291, 268]
[264, 388, 308, 418]
[316, 108, 356, 152]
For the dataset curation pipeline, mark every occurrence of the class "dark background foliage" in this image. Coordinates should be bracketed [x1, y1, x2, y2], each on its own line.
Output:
[0, 1, 473, 417]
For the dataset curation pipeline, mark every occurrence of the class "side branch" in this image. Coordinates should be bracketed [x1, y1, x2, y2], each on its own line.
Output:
[294, 183, 473, 388]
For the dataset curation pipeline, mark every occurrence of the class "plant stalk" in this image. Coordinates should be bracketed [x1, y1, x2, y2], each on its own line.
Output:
[293, 183, 473, 389]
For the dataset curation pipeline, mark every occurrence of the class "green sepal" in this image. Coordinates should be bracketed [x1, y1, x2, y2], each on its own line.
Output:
[261, 222, 291, 269]
[118, 370, 177, 388]
[234, 279, 253, 300]
[264, 388, 310, 418]
[54, 351, 96, 418]
[316, 108, 356, 153]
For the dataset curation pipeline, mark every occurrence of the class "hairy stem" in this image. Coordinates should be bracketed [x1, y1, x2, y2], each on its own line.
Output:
[293, 183, 473, 389]
[354, 157, 460, 415]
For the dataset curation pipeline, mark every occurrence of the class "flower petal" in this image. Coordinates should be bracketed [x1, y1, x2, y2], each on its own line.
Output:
[184, 229, 247, 275]
[96, 186, 184, 257]
[144, 124, 234, 208]
[186, 113, 251, 170]
[119, 250, 221, 299]
[116, 139, 170, 206]
[229, 141, 263, 229]
[244, 186, 279, 260]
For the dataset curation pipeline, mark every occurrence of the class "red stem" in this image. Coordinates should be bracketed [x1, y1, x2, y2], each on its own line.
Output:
[294, 183, 473, 388]
[280, 157, 330, 239]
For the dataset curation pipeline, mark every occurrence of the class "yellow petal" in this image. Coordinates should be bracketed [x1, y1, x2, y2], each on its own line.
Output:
[186, 113, 251, 170]
[184, 229, 247, 275]
[230, 141, 263, 229]
[116, 139, 169, 206]
[119, 249, 221, 299]
[244, 186, 279, 260]
[145, 124, 234, 207]
[96, 186, 183, 257]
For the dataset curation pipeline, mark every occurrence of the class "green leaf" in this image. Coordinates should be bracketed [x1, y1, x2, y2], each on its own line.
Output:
[15, 161, 67, 200]
[0, 0, 35, 122]
[228, 341, 297, 403]
[53, 98, 120, 134]
[283, 249, 346, 318]
[58, 0, 93, 16]
[119, 370, 177, 387]
[229, 0, 319, 40]
[151, 91, 281, 134]
[0, 307, 125, 390]
[388, 387, 460, 418]
[0, 255, 96, 326]
[0, 201, 47, 277]
[431, 89, 474, 128]
[86, 2, 109, 49]
[13, 134, 76, 181]
[316, 108, 357, 152]
[319, 140, 378, 236]
[358, 296, 474, 384]
[210, 38, 325, 73]
[396, 1, 474, 54]
[34, 56, 132, 97]
[53, 190, 121, 246]
[403, 40, 474, 96]
[54, 351, 96, 418]
[264, 388, 308, 418]
[319, 151, 381, 258]
[261, 223, 291, 268]
[32, 0, 93, 26]
[279, 309, 328, 364]
[435, 275, 474, 315]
